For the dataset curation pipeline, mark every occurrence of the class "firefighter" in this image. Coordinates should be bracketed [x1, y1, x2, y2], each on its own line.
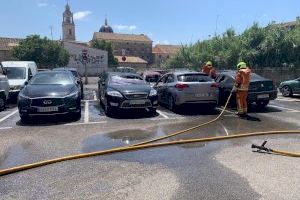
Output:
[202, 61, 216, 79]
[234, 62, 251, 116]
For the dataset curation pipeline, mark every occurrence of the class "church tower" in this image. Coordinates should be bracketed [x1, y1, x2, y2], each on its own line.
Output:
[62, 3, 75, 41]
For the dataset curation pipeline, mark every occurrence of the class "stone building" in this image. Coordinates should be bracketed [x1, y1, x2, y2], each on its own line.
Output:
[0, 37, 22, 62]
[62, 3, 76, 41]
[278, 16, 300, 30]
[92, 19, 152, 66]
[152, 44, 180, 67]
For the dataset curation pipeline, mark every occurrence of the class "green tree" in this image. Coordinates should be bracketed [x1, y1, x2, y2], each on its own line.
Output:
[91, 40, 118, 67]
[12, 35, 69, 68]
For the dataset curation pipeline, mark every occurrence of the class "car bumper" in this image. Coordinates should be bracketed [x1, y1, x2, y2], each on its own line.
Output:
[248, 90, 277, 102]
[106, 95, 158, 109]
[174, 92, 219, 105]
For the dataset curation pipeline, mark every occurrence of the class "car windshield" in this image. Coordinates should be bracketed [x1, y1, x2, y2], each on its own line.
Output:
[30, 72, 73, 85]
[177, 74, 212, 82]
[110, 75, 145, 85]
[5, 67, 26, 79]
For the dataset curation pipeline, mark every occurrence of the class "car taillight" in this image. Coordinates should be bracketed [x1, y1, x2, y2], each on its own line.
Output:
[175, 83, 189, 90]
[211, 83, 219, 88]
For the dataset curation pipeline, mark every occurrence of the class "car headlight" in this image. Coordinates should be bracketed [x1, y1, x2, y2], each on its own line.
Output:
[149, 89, 157, 96]
[66, 91, 79, 99]
[107, 91, 123, 97]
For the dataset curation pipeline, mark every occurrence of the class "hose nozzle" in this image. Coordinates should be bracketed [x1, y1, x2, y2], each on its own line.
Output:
[251, 141, 271, 152]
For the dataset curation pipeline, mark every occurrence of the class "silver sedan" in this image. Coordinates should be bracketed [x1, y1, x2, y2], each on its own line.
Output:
[154, 71, 219, 111]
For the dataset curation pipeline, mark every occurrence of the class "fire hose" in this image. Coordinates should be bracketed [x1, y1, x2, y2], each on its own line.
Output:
[0, 90, 299, 177]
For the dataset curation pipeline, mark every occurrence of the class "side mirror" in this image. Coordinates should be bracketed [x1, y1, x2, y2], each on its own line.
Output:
[24, 81, 28, 86]
[28, 75, 33, 80]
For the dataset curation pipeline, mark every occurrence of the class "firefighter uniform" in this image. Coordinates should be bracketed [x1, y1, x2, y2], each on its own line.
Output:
[235, 62, 251, 115]
[202, 61, 216, 79]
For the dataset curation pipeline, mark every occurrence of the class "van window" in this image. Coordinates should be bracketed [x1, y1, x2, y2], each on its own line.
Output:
[5, 67, 26, 79]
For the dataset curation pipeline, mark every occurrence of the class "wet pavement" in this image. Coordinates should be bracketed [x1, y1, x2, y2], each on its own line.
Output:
[0, 86, 299, 199]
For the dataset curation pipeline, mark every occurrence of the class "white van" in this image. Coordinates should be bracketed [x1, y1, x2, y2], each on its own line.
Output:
[0, 63, 9, 110]
[1, 61, 37, 96]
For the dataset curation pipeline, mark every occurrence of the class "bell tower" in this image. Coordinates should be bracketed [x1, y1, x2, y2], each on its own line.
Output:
[62, 3, 75, 41]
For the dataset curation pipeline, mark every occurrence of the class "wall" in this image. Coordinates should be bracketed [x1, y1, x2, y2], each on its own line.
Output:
[63, 41, 108, 76]
[252, 67, 300, 86]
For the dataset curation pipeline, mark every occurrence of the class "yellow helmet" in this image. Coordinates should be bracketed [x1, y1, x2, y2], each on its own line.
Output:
[237, 62, 247, 69]
[206, 61, 212, 66]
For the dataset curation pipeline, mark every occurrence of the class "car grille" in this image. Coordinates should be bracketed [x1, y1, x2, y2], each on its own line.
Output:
[124, 93, 148, 99]
[121, 100, 152, 108]
[249, 81, 274, 92]
[31, 98, 64, 107]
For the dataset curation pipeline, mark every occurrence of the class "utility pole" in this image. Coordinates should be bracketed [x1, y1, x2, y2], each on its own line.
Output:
[49, 26, 53, 40]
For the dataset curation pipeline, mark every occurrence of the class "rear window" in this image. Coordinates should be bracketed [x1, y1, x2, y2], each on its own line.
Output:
[177, 74, 212, 82]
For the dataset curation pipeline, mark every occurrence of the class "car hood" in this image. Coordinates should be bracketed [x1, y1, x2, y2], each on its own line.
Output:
[109, 84, 151, 94]
[281, 80, 297, 85]
[22, 84, 77, 98]
[8, 79, 26, 87]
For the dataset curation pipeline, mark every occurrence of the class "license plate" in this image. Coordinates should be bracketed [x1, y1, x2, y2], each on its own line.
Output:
[129, 100, 146, 105]
[37, 106, 59, 112]
[195, 93, 209, 97]
[257, 94, 269, 99]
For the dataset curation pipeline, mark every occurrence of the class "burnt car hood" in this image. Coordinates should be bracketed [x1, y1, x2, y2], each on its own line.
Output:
[109, 84, 151, 94]
[22, 84, 77, 98]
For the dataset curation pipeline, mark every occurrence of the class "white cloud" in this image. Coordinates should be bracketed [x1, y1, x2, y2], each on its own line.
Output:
[73, 11, 92, 20]
[37, 2, 48, 7]
[113, 24, 137, 32]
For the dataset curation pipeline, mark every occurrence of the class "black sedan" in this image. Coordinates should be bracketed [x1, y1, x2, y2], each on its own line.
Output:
[215, 70, 277, 107]
[98, 72, 158, 116]
[18, 71, 82, 122]
[53, 67, 84, 99]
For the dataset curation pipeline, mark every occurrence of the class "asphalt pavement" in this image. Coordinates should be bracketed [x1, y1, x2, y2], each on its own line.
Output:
[0, 84, 299, 200]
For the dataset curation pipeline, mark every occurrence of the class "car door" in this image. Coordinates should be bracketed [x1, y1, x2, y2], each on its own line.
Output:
[165, 74, 175, 99]
[295, 78, 300, 93]
[154, 75, 167, 103]
[216, 74, 233, 103]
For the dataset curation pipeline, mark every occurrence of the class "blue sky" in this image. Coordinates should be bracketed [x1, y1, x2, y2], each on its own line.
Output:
[0, 0, 299, 45]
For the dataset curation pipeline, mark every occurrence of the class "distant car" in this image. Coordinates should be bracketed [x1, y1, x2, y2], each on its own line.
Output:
[0, 63, 9, 111]
[113, 66, 137, 74]
[154, 71, 219, 111]
[53, 67, 84, 99]
[142, 71, 162, 87]
[18, 71, 81, 122]
[98, 72, 158, 116]
[215, 70, 277, 107]
[279, 77, 300, 97]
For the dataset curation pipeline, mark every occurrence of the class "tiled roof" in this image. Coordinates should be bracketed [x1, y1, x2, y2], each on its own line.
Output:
[280, 21, 298, 28]
[0, 37, 23, 50]
[152, 44, 181, 54]
[93, 32, 152, 43]
[115, 56, 148, 64]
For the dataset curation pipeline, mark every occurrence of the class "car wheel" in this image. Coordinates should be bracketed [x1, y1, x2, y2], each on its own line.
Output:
[281, 86, 293, 97]
[0, 95, 6, 111]
[105, 104, 114, 117]
[168, 95, 176, 111]
[256, 100, 269, 108]
[20, 115, 30, 123]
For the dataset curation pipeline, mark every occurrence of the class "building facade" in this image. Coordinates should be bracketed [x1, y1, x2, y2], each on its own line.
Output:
[152, 44, 180, 67]
[0, 37, 22, 62]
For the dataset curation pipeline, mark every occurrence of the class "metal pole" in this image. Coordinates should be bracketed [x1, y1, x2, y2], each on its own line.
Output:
[84, 62, 88, 85]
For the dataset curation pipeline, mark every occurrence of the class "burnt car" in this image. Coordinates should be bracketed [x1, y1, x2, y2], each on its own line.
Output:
[279, 77, 300, 97]
[18, 71, 81, 122]
[98, 72, 158, 116]
[154, 71, 219, 111]
[53, 67, 84, 99]
[142, 71, 162, 87]
[215, 70, 277, 107]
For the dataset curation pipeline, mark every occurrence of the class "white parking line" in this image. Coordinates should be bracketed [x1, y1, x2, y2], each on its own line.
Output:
[268, 104, 300, 112]
[0, 109, 18, 123]
[84, 101, 89, 123]
[0, 127, 13, 130]
[156, 110, 169, 119]
[276, 98, 300, 102]
[65, 121, 107, 126]
[93, 91, 97, 101]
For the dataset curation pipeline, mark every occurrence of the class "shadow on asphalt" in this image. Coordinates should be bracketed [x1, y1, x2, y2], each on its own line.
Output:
[106, 109, 158, 119]
[16, 115, 80, 127]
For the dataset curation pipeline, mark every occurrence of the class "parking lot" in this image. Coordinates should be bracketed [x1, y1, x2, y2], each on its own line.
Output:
[0, 83, 300, 200]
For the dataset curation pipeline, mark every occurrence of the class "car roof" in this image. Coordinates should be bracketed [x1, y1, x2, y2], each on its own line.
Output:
[53, 67, 77, 72]
[37, 70, 73, 75]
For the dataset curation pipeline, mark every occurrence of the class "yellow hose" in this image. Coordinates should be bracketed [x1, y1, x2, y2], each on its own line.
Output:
[0, 130, 299, 176]
[272, 149, 300, 157]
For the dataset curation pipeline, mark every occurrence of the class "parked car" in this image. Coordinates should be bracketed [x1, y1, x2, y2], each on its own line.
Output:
[279, 77, 300, 97]
[0, 63, 9, 111]
[113, 66, 137, 74]
[142, 71, 162, 87]
[215, 70, 277, 107]
[98, 72, 158, 116]
[18, 71, 81, 122]
[1, 61, 37, 98]
[53, 67, 84, 99]
[154, 71, 219, 111]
